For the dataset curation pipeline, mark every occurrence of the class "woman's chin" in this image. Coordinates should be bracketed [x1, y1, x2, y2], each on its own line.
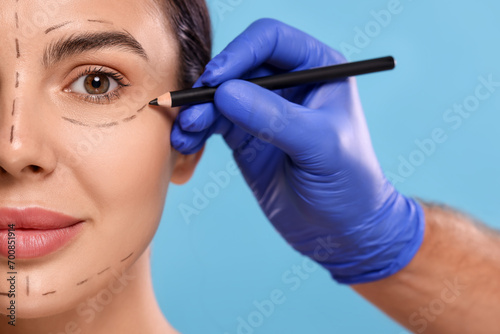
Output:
[0, 294, 73, 320]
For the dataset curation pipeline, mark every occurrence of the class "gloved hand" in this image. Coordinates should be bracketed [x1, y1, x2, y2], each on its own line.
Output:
[171, 18, 425, 284]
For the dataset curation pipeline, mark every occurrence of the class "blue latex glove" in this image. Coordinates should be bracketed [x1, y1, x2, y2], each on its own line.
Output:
[171, 18, 425, 284]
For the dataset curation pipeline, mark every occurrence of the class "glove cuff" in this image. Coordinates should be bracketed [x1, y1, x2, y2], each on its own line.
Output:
[328, 196, 425, 284]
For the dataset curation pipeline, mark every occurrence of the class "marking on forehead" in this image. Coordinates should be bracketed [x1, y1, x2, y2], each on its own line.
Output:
[88, 19, 114, 25]
[120, 252, 134, 262]
[98, 266, 111, 275]
[10, 126, 14, 144]
[15, 38, 20, 58]
[45, 21, 73, 35]
[42, 290, 56, 296]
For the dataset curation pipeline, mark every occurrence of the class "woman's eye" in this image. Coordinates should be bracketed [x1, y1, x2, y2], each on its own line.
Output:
[69, 73, 119, 95]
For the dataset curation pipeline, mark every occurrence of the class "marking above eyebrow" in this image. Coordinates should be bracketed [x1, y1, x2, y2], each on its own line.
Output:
[45, 21, 72, 34]
[88, 19, 113, 25]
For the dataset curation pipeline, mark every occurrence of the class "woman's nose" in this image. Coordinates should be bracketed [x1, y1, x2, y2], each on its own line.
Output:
[0, 98, 57, 179]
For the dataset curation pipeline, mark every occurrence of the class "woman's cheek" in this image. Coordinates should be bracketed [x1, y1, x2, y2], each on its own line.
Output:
[62, 107, 172, 240]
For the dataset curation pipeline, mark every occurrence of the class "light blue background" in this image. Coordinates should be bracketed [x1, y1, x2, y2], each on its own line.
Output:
[152, 1, 500, 333]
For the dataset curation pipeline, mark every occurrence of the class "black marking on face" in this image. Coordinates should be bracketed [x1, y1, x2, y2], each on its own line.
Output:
[98, 267, 111, 275]
[62, 117, 91, 127]
[45, 21, 72, 34]
[122, 115, 137, 122]
[15, 38, 20, 58]
[22, 250, 136, 297]
[42, 291, 56, 296]
[95, 121, 119, 128]
[137, 104, 146, 113]
[11, 8, 19, 147]
[120, 252, 134, 262]
[88, 19, 113, 25]
[76, 278, 90, 286]
[10, 126, 14, 144]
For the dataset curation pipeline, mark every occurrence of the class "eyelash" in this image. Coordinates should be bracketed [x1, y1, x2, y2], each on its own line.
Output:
[68, 66, 131, 104]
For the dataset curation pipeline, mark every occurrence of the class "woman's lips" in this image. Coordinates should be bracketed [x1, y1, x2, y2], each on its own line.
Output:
[0, 207, 84, 259]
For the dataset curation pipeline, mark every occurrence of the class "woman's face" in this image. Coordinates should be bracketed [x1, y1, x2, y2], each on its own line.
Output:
[0, 0, 200, 318]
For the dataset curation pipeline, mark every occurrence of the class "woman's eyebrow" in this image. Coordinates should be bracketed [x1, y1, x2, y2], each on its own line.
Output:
[42, 30, 149, 68]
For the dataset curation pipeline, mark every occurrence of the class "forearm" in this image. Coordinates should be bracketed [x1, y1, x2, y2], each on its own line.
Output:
[352, 202, 500, 333]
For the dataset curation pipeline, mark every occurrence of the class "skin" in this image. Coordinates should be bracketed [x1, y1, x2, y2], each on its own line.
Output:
[352, 203, 500, 333]
[0, 0, 203, 333]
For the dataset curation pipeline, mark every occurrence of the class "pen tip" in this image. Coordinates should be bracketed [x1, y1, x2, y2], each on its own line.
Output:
[149, 98, 159, 106]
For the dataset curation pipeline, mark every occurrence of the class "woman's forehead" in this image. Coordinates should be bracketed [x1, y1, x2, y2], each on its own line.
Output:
[0, 0, 177, 69]
[0, 0, 169, 45]
[2, 0, 156, 23]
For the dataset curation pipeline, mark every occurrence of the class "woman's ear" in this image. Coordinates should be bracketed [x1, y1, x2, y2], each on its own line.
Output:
[171, 144, 205, 185]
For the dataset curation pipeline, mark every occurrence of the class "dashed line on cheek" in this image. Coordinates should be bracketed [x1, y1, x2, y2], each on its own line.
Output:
[122, 115, 137, 122]
[137, 104, 146, 113]
[97, 267, 111, 275]
[95, 121, 119, 128]
[61, 117, 91, 127]
[60, 103, 149, 128]
[76, 278, 90, 286]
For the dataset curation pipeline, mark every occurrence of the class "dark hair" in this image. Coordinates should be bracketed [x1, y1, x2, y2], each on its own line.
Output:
[155, 0, 212, 89]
